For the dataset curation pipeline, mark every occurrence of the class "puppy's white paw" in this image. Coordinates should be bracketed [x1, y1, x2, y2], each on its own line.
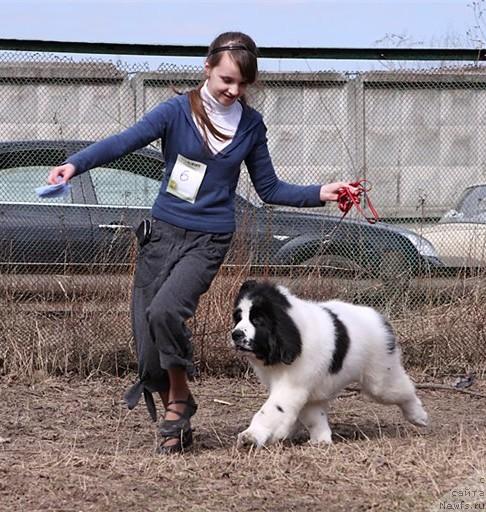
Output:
[237, 427, 268, 448]
[408, 409, 429, 427]
[309, 432, 333, 445]
[402, 401, 429, 427]
[237, 430, 255, 448]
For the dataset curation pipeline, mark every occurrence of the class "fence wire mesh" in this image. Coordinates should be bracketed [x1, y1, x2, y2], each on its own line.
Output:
[1, 51, 485, 377]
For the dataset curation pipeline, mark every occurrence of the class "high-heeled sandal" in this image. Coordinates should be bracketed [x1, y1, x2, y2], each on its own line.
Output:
[157, 427, 193, 454]
[158, 393, 198, 437]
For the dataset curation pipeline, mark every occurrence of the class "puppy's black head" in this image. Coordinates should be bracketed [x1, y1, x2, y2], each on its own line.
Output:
[231, 280, 302, 366]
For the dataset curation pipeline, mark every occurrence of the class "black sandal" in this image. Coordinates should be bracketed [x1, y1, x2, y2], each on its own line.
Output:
[157, 394, 198, 453]
[158, 427, 193, 454]
[158, 393, 198, 437]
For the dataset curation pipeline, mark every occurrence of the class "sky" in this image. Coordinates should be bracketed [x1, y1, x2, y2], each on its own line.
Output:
[0, 0, 480, 71]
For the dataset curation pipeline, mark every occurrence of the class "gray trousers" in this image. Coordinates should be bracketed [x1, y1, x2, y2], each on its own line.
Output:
[124, 218, 232, 421]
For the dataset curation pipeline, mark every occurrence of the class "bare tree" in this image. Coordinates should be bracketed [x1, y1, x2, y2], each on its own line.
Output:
[373, 4, 486, 70]
[466, 0, 486, 47]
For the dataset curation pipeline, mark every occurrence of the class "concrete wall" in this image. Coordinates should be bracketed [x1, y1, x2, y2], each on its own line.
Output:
[0, 62, 134, 141]
[362, 72, 486, 216]
[1, 61, 486, 218]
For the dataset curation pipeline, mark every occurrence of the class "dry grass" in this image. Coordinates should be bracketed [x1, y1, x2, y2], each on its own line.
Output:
[0, 275, 136, 378]
[2, 269, 486, 511]
[1, 269, 486, 379]
[1, 374, 486, 511]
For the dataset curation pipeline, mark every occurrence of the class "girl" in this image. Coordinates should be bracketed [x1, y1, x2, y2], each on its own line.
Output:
[48, 31, 356, 454]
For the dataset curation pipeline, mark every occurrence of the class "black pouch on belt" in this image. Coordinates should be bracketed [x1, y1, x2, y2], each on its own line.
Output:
[135, 218, 152, 247]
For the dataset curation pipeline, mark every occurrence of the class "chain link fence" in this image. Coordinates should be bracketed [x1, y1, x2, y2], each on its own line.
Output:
[1, 51, 485, 377]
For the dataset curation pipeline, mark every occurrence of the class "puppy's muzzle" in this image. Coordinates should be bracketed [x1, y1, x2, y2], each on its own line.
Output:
[231, 329, 252, 352]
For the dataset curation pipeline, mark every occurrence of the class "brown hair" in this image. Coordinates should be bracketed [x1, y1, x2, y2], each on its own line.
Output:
[189, 32, 258, 147]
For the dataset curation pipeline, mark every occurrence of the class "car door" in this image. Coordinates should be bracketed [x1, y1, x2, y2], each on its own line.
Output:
[81, 165, 160, 270]
[0, 164, 93, 272]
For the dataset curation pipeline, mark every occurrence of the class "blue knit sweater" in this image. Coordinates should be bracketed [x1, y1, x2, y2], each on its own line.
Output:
[67, 94, 323, 233]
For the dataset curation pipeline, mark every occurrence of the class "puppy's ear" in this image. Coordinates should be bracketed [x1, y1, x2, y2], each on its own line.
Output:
[235, 279, 259, 307]
[269, 305, 302, 365]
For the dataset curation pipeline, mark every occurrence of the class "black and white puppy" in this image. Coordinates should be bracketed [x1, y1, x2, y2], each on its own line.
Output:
[231, 280, 428, 448]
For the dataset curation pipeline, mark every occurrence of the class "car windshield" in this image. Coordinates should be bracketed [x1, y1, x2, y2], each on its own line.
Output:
[441, 185, 486, 224]
[0, 165, 74, 203]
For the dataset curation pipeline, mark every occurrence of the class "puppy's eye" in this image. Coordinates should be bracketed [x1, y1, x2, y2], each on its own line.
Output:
[252, 315, 265, 327]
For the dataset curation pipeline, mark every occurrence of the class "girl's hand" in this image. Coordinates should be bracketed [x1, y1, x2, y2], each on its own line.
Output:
[47, 163, 76, 185]
[319, 181, 358, 202]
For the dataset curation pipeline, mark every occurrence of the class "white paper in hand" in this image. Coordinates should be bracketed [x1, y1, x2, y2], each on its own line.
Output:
[35, 180, 72, 199]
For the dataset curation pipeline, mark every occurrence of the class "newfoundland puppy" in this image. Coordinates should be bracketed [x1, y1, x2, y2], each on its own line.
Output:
[231, 280, 428, 448]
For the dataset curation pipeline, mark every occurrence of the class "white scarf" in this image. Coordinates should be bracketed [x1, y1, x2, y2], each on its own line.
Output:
[192, 80, 243, 155]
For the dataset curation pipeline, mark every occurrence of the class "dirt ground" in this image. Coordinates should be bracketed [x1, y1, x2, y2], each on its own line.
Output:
[1, 374, 486, 512]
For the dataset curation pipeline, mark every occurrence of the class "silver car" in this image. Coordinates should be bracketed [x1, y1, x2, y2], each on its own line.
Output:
[421, 184, 486, 268]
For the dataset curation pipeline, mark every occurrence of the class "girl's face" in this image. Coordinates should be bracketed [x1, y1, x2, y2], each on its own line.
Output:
[205, 53, 249, 106]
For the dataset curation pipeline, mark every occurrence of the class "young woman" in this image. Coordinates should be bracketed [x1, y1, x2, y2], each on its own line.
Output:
[48, 31, 356, 454]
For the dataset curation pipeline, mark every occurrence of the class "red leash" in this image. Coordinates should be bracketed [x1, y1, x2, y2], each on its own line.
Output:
[337, 180, 379, 224]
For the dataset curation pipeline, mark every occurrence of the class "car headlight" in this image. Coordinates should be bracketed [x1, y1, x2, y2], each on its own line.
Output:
[401, 232, 439, 258]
